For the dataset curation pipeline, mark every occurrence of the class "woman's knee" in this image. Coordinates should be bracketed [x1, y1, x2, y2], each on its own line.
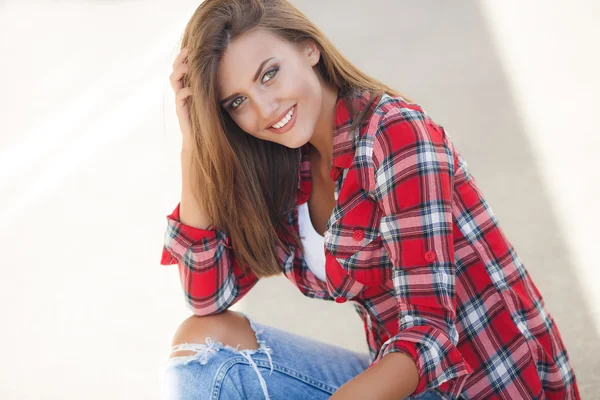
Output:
[170, 310, 259, 358]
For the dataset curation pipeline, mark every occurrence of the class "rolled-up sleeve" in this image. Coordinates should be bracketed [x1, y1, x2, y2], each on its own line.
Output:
[363, 106, 471, 397]
[161, 203, 259, 316]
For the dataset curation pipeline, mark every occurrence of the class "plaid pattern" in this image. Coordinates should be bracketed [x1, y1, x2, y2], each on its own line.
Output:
[161, 91, 579, 399]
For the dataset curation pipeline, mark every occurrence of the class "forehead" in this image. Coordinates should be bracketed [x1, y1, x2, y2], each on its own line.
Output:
[217, 29, 297, 95]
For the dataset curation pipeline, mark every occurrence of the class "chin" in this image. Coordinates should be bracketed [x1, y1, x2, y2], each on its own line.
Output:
[284, 132, 312, 149]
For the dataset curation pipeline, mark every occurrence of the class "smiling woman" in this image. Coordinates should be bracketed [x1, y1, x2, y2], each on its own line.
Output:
[216, 29, 324, 145]
[175, 0, 400, 280]
[159, 0, 580, 399]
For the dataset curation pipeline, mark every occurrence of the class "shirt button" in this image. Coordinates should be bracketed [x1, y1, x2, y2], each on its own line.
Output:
[352, 229, 365, 241]
[425, 250, 436, 263]
[335, 297, 347, 303]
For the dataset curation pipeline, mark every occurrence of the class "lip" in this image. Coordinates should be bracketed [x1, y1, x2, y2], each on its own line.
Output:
[267, 105, 297, 135]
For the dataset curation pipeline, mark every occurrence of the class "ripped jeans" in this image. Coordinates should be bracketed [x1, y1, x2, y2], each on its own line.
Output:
[159, 311, 447, 400]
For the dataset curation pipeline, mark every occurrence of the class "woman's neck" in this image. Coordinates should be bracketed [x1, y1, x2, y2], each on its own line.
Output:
[308, 83, 339, 180]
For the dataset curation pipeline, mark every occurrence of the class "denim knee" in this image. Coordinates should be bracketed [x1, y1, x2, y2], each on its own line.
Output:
[159, 312, 274, 400]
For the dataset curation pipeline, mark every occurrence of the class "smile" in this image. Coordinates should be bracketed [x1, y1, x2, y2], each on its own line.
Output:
[267, 105, 297, 134]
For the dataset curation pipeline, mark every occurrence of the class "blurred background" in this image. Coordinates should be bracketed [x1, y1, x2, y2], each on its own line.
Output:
[1, 0, 598, 398]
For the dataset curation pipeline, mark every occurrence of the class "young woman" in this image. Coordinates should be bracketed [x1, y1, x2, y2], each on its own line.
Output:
[159, 0, 580, 399]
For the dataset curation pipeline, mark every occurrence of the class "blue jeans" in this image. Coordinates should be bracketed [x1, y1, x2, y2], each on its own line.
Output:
[159, 311, 446, 400]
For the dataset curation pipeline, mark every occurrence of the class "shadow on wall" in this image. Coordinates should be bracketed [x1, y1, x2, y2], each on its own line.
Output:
[240, 0, 599, 397]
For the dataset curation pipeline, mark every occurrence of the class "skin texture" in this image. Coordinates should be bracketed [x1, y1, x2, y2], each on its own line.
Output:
[169, 311, 259, 358]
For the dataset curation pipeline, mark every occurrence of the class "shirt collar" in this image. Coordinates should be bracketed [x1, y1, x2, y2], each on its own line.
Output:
[333, 88, 379, 166]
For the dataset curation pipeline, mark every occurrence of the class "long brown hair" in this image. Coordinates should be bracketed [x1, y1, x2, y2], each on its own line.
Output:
[180, 0, 411, 278]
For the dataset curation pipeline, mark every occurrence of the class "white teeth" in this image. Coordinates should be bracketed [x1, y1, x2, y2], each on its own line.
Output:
[272, 106, 295, 129]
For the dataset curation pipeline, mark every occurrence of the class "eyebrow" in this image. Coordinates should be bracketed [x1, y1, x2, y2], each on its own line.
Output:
[219, 57, 275, 106]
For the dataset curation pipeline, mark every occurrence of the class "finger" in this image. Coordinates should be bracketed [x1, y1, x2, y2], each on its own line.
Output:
[172, 46, 189, 69]
[169, 62, 189, 92]
[175, 87, 192, 107]
[169, 62, 188, 88]
[172, 46, 188, 69]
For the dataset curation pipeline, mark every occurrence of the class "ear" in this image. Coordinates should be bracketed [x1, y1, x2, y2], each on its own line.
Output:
[302, 39, 320, 67]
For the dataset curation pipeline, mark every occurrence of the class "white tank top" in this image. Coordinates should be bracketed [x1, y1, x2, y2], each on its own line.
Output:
[297, 202, 327, 282]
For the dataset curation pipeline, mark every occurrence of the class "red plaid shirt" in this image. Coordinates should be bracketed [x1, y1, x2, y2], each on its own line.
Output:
[161, 90, 579, 399]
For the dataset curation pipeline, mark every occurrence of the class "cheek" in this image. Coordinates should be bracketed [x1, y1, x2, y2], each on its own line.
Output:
[232, 112, 271, 141]
[293, 71, 319, 99]
[300, 75, 323, 119]
[231, 112, 255, 133]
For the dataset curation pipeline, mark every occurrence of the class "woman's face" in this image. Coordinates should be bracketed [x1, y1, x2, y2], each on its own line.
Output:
[217, 28, 323, 148]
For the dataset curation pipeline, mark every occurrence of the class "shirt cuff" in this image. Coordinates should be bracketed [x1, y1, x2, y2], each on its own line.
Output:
[160, 203, 227, 265]
[371, 325, 472, 397]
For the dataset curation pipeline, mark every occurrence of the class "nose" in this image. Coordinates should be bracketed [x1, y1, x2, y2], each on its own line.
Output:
[254, 95, 279, 128]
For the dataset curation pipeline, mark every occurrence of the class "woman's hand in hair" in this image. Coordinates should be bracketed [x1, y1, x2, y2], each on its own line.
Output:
[170, 46, 194, 150]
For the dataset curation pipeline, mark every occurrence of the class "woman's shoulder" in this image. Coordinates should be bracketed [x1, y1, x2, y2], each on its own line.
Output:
[371, 93, 437, 128]
[353, 92, 444, 147]
[356, 92, 454, 168]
